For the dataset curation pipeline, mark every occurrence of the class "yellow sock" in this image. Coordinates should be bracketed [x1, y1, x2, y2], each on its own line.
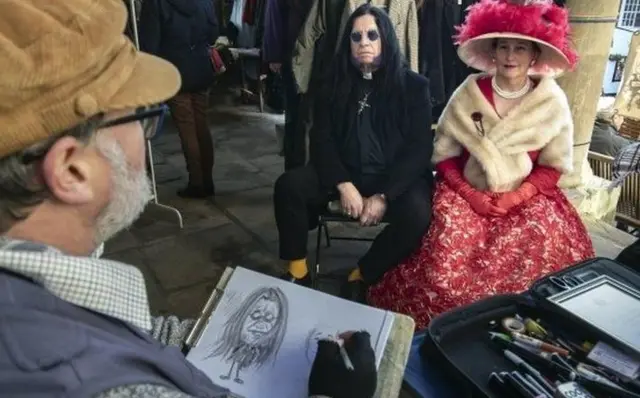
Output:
[288, 258, 308, 279]
[348, 268, 363, 282]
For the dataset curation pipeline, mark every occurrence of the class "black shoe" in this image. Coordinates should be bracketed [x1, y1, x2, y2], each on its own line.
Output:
[340, 280, 367, 304]
[280, 272, 312, 288]
[177, 184, 215, 199]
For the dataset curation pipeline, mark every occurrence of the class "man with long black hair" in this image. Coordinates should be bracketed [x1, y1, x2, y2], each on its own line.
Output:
[274, 4, 434, 302]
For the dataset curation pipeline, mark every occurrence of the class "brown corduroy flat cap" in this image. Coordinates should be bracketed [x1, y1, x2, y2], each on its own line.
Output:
[0, 0, 181, 159]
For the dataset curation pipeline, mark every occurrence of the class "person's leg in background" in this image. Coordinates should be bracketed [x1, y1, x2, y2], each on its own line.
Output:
[192, 89, 215, 195]
[342, 179, 433, 302]
[281, 60, 305, 171]
[168, 92, 214, 198]
[274, 165, 329, 286]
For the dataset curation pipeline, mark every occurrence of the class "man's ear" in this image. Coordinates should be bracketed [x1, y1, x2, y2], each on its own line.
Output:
[41, 136, 95, 204]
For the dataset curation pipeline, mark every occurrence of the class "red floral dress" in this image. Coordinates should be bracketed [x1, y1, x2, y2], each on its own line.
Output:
[367, 77, 595, 331]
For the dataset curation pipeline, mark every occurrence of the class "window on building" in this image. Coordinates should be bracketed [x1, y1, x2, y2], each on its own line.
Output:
[613, 58, 626, 82]
[620, 0, 640, 28]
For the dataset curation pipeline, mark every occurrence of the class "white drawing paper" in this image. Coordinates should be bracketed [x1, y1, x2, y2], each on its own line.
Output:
[186, 267, 394, 398]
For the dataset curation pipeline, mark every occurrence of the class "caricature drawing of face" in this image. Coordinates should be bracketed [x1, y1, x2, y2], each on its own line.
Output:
[305, 328, 336, 363]
[240, 296, 280, 345]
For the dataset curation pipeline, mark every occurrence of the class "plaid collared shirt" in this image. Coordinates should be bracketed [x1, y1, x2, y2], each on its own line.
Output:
[0, 237, 152, 331]
[612, 142, 640, 188]
[0, 237, 241, 398]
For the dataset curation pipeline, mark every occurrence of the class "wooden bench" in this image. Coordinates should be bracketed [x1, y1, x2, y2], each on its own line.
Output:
[582, 215, 637, 259]
[588, 151, 640, 230]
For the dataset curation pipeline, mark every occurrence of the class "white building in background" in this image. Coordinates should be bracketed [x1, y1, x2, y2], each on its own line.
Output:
[603, 0, 640, 95]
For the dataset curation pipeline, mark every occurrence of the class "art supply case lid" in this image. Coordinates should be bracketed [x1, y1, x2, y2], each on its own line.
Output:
[419, 257, 640, 398]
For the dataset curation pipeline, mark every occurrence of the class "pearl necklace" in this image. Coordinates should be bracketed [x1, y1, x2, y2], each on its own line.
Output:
[491, 76, 532, 99]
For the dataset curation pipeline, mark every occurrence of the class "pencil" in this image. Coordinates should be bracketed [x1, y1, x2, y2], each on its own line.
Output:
[338, 342, 355, 370]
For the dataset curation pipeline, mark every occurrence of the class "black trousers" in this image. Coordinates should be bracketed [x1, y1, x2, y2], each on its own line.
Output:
[281, 60, 306, 171]
[274, 165, 432, 284]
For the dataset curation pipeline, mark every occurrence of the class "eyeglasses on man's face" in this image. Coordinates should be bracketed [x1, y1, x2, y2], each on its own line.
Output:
[100, 104, 169, 140]
[20, 105, 168, 165]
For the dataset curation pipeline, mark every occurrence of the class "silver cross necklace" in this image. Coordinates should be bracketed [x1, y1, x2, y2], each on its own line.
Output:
[357, 92, 371, 115]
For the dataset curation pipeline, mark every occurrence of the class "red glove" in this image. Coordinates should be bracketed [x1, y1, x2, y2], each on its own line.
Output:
[526, 165, 561, 196]
[437, 159, 507, 217]
[495, 182, 538, 211]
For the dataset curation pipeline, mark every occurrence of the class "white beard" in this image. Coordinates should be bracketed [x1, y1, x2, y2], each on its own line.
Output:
[93, 138, 152, 245]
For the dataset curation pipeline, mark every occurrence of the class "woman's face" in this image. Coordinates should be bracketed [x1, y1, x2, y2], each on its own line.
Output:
[350, 14, 381, 65]
[494, 39, 537, 80]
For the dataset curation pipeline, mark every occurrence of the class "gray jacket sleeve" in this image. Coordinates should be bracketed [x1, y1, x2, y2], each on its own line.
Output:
[150, 315, 196, 348]
[94, 316, 240, 398]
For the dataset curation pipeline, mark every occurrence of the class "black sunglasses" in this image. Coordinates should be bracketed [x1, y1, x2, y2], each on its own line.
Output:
[100, 105, 168, 140]
[350, 29, 380, 43]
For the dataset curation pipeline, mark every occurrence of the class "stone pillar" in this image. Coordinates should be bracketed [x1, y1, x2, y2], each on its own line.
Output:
[557, 0, 621, 188]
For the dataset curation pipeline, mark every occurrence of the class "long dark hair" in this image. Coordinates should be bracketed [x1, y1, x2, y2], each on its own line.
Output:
[318, 4, 408, 137]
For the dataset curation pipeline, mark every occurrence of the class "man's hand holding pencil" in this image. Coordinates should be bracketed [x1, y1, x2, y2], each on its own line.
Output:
[308, 331, 377, 398]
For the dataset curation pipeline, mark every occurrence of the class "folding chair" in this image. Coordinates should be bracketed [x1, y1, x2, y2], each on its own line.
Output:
[310, 204, 388, 288]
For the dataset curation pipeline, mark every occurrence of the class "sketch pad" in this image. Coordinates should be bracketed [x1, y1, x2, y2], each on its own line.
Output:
[186, 267, 395, 398]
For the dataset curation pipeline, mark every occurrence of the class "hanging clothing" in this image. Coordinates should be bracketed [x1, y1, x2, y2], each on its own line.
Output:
[292, 0, 419, 94]
[262, 0, 315, 170]
[367, 74, 595, 331]
[230, 0, 245, 29]
[419, 0, 478, 109]
[262, 0, 285, 62]
[262, 0, 315, 63]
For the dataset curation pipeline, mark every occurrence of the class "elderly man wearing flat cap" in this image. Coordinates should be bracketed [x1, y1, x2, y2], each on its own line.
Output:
[0, 1, 376, 397]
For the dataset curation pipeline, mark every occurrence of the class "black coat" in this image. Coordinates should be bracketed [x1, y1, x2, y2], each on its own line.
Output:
[139, 0, 219, 93]
[309, 70, 434, 202]
[419, 0, 477, 109]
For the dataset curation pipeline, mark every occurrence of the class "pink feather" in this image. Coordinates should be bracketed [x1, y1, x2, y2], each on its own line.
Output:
[454, 0, 578, 69]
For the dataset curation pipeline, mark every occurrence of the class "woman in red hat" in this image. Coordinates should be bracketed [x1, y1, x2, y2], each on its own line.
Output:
[367, 0, 594, 330]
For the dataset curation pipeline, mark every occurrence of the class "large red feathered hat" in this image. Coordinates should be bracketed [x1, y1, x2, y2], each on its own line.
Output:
[455, 0, 578, 77]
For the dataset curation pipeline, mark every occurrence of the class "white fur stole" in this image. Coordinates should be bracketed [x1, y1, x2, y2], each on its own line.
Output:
[433, 74, 574, 192]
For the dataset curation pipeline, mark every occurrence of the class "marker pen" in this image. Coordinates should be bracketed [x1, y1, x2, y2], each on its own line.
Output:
[524, 374, 552, 398]
[512, 332, 570, 356]
[500, 372, 541, 398]
[490, 333, 573, 381]
[577, 363, 624, 390]
[548, 353, 575, 371]
[511, 371, 548, 398]
[504, 350, 556, 395]
[488, 372, 517, 396]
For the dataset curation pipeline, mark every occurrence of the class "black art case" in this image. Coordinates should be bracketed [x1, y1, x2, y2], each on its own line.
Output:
[419, 257, 640, 397]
